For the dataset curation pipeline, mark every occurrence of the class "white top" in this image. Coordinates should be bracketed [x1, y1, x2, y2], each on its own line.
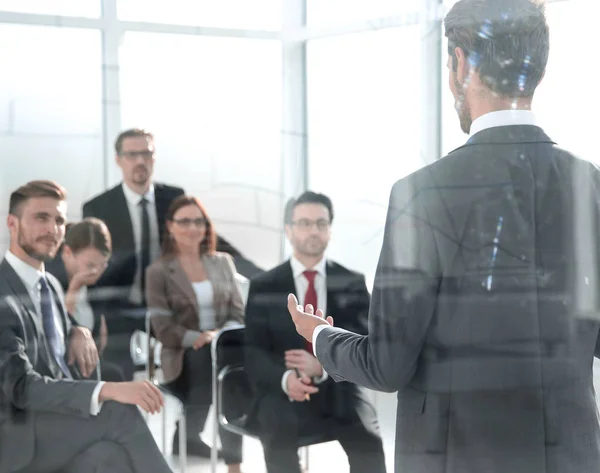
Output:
[4, 250, 104, 415]
[470, 110, 539, 137]
[73, 285, 95, 331]
[192, 280, 216, 331]
[121, 182, 161, 305]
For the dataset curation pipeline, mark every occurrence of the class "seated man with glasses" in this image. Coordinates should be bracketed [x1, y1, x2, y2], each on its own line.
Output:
[244, 191, 387, 473]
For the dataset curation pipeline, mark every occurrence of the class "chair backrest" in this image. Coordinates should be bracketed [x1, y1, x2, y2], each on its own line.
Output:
[211, 325, 254, 426]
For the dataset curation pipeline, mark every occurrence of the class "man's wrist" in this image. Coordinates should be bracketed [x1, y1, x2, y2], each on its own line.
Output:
[98, 382, 115, 402]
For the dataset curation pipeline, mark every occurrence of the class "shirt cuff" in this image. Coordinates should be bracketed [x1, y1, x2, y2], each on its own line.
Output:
[90, 381, 105, 416]
[313, 369, 329, 384]
[182, 330, 203, 348]
[312, 325, 330, 357]
[281, 369, 293, 395]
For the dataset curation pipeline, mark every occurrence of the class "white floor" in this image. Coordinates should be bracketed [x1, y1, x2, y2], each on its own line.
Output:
[143, 381, 397, 473]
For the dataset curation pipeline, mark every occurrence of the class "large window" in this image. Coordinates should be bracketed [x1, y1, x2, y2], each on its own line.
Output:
[120, 33, 283, 268]
[0, 24, 103, 251]
[118, 0, 282, 30]
[308, 26, 422, 286]
[0, 0, 100, 17]
[308, 0, 421, 27]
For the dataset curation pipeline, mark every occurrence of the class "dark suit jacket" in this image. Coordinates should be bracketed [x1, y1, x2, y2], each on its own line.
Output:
[245, 259, 371, 421]
[0, 259, 98, 473]
[83, 182, 263, 310]
[315, 125, 600, 473]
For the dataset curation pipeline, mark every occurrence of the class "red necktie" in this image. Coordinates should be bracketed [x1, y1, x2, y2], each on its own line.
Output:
[303, 270, 318, 354]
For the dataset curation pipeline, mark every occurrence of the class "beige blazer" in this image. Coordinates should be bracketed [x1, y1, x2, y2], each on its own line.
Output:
[145, 251, 245, 383]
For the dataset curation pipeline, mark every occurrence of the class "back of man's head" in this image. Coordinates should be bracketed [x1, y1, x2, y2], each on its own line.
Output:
[444, 0, 549, 98]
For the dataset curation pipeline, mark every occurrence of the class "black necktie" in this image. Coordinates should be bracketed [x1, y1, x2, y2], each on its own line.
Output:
[140, 197, 151, 305]
[39, 277, 71, 378]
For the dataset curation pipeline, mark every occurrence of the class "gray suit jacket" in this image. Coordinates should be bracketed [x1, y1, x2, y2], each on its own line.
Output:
[316, 125, 600, 473]
[0, 259, 98, 473]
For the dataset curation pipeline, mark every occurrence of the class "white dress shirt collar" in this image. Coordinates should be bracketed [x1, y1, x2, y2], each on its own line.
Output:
[121, 182, 155, 205]
[4, 250, 45, 290]
[290, 255, 327, 279]
[470, 110, 539, 138]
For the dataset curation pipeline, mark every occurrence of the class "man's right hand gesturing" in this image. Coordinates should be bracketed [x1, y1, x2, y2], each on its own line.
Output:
[99, 381, 164, 414]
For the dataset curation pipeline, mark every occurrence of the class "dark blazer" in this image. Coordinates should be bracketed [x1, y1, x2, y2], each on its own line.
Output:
[0, 259, 98, 473]
[146, 252, 245, 383]
[244, 259, 371, 420]
[82, 182, 262, 309]
[315, 125, 600, 473]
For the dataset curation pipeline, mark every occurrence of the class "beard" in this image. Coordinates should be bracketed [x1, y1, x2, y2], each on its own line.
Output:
[454, 76, 472, 134]
[18, 231, 58, 263]
[296, 237, 327, 258]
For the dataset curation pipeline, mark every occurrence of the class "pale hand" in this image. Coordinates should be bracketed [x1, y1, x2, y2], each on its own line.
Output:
[193, 330, 217, 350]
[285, 349, 323, 378]
[286, 370, 319, 402]
[99, 380, 164, 414]
[68, 326, 99, 378]
[287, 294, 334, 343]
[65, 269, 99, 314]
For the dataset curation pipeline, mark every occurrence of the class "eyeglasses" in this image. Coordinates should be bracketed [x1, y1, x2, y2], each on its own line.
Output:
[119, 150, 154, 161]
[290, 219, 330, 231]
[173, 218, 207, 228]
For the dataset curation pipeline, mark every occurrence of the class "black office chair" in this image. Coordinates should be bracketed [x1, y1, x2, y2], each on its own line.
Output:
[210, 325, 335, 473]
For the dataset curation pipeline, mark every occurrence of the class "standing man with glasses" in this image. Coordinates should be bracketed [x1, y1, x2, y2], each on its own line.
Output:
[83, 128, 260, 382]
[245, 191, 386, 473]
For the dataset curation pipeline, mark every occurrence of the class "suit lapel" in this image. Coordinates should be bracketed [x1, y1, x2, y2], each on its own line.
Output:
[154, 185, 170, 246]
[325, 261, 341, 319]
[167, 258, 199, 313]
[0, 261, 58, 378]
[112, 185, 135, 251]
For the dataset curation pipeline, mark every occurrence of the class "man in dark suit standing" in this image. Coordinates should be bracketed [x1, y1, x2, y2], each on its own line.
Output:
[83, 128, 261, 380]
[0, 180, 171, 473]
[288, 1, 600, 473]
[245, 191, 386, 473]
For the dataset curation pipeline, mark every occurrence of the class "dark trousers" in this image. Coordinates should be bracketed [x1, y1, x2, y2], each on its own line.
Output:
[256, 390, 387, 473]
[102, 308, 147, 381]
[13, 401, 172, 473]
[171, 346, 243, 465]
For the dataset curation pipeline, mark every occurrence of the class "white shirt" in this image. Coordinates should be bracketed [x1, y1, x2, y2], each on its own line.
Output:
[469, 109, 539, 137]
[121, 183, 161, 305]
[73, 285, 95, 331]
[282, 256, 328, 396]
[312, 110, 541, 355]
[4, 251, 104, 415]
[192, 280, 216, 331]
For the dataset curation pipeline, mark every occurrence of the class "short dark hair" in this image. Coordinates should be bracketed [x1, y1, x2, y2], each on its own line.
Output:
[444, 0, 549, 98]
[65, 218, 112, 257]
[9, 180, 67, 216]
[284, 191, 334, 224]
[161, 195, 217, 257]
[115, 128, 154, 155]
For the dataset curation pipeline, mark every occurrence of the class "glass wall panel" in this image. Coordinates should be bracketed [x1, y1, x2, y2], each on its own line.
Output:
[120, 32, 283, 268]
[307, 26, 422, 287]
[0, 24, 103, 251]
